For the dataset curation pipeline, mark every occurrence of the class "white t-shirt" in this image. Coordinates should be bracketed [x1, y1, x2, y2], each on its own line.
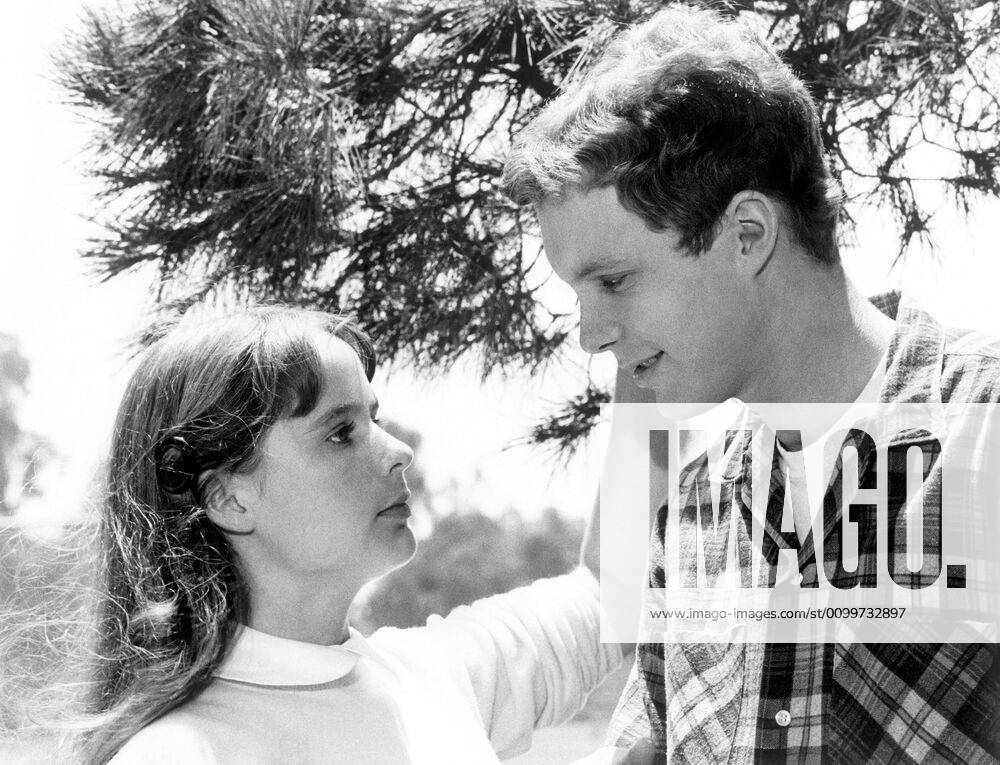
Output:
[109, 568, 621, 764]
[774, 352, 888, 545]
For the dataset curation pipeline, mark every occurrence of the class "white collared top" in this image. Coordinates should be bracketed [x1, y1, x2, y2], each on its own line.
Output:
[110, 567, 620, 764]
[212, 624, 373, 686]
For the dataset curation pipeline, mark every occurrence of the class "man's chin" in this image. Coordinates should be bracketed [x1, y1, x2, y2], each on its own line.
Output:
[650, 382, 727, 413]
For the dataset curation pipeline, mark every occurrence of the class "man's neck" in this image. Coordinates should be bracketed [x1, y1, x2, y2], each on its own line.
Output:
[741, 254, 894, 404]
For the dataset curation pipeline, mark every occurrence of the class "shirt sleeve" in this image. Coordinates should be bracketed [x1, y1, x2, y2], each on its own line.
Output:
[604, 654, 653, 747]
[415, 566, 622, 759]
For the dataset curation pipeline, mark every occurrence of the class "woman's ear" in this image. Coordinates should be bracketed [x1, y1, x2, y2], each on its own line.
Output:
[200, 471, 255, 535]
[725, 191, 779, 276]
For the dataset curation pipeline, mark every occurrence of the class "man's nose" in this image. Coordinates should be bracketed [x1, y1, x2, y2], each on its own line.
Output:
[578, 307, 620, 355]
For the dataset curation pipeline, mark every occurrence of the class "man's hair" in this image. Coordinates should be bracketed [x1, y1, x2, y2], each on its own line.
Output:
[502, 5, 842, 262]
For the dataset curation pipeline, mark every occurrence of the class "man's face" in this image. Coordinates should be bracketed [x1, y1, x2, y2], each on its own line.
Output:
[538, 186, 760, 403]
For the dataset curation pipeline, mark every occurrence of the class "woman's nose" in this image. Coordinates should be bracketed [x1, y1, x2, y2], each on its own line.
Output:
[385, 432, 414, 473]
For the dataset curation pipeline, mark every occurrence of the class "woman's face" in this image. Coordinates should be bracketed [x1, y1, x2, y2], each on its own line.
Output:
[223, 333, 416, 585]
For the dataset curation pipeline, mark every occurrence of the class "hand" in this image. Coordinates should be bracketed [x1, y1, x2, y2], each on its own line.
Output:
[580, 365, 660, 578]
[570, 739, 658, 765]
[612, 738, 657, 764]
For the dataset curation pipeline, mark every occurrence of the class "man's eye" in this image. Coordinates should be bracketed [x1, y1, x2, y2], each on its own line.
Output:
[326, 422, 356, 445]
[600, 275, 627, 291]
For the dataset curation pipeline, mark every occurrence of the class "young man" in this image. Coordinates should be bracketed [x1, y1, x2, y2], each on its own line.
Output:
[503, 5, 1000, 764]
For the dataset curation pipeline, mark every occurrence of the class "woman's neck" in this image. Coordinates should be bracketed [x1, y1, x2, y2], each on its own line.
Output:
[243, 564, 358, 645]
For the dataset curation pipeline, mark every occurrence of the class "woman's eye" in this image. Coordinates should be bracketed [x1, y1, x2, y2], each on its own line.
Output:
[326, 422, 356, 445]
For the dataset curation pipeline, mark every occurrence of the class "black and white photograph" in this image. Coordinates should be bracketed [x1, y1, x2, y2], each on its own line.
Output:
[2, 1, 1000, 763]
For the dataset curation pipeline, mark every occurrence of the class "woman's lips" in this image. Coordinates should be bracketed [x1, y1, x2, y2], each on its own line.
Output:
[376, 502, 411, 519]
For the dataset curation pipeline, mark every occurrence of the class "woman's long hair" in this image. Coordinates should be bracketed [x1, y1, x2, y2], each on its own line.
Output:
[2, 305, 374, 763]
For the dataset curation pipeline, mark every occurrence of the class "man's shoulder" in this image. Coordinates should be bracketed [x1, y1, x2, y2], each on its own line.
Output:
[939, 323, 1000, 403]
[942, 323, 1000, 361]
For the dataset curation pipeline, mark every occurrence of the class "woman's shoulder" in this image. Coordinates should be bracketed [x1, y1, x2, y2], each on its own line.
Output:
[109, 707, 223, 765]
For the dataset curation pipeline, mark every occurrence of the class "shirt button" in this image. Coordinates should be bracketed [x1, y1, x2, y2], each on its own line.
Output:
[775, 710, 792, 727]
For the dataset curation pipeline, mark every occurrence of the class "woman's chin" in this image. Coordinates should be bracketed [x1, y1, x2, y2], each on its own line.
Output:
[398, 527, 417, 564]
[384, 526, 418, 572]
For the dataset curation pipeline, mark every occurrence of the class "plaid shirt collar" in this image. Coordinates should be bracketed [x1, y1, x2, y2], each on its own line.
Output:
[875, 291, 945, 407]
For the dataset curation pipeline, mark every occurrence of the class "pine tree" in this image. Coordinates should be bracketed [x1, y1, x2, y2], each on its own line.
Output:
[60, 0, 1000, 450]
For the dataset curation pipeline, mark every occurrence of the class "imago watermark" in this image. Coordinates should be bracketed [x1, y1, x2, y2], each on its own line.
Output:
[597, 402, 1000, 644]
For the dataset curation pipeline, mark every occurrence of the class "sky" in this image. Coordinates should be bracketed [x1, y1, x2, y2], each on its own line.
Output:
[2, 1, 1000, 529]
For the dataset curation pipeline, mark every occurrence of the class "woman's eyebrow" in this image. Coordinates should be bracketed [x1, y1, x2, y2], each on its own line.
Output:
[308, 403, 352, 430]
[309, 397, 379, 430]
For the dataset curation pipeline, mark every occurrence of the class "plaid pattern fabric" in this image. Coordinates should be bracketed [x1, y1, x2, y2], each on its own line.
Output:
[607, 294, 1000, 763]
[623, 428, 764, 763]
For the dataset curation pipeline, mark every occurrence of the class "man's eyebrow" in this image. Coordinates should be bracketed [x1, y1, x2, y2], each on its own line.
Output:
[573, 257, 628, 282]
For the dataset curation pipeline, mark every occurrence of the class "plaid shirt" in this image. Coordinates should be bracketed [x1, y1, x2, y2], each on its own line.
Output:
[608, 293, 1000, 764]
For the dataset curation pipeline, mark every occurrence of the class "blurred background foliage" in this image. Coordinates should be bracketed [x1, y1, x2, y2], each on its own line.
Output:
[357, 418, 584, 630]
[0, 334, 53, 517]
[353, 507, 582, 631]
[59, 0, 1000, 453]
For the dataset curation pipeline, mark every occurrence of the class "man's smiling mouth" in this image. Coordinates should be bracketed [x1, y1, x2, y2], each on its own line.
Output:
[634, 352, 664, 374]
[631, 351, 665, 384]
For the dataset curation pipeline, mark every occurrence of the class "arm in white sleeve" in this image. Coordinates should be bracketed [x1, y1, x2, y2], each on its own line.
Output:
[421, 566, 622, 758]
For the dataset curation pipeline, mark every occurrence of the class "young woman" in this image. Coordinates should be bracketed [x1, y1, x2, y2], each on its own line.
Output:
[41, 305, 620, 764]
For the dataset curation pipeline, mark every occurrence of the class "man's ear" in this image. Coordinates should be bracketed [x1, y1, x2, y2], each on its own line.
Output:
[725, 191, 779, 276]
[200, 471, 255, 535]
